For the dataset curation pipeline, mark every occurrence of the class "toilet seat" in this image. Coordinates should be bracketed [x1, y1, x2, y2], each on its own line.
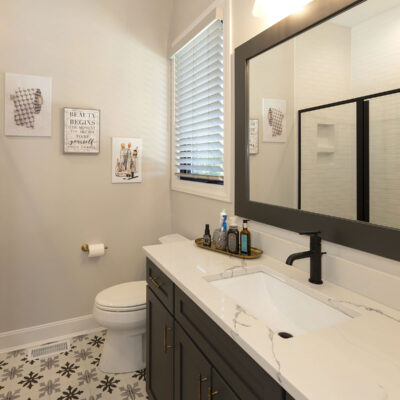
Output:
[95, 303, 146, 312]
[95, 281, 146, 312]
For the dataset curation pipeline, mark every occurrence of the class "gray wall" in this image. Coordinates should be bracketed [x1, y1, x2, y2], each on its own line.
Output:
[0, 0, 173, 332]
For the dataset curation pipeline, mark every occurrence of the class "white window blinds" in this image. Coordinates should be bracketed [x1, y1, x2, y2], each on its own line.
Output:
[174, 19, 224, 184]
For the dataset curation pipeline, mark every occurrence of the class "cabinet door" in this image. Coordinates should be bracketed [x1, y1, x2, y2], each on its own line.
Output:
[146, 287, 174, 400]
[209, 369, 240, 400]
[175, 323, 211, 400]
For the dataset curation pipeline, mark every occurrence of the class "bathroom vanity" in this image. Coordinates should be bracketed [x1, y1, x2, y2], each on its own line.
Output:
[146, 258, 287, 400]
[144, 240, 400, 400]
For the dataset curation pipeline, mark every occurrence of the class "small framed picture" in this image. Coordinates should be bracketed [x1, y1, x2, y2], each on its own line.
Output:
[249, 119, 259, 154]
[262, 98, 287, 143]
[5, 73, 52, 137]
[64, 108, 100, 154]
[112, 137, 143, 184]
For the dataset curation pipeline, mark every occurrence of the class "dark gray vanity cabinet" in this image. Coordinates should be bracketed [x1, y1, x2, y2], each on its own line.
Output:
[174, 322, 211, 400]
[146, 287, 174, 400]
[174, 322, 239, 400]
[146, 258, 289, 400]
[211, 369, 240, 400]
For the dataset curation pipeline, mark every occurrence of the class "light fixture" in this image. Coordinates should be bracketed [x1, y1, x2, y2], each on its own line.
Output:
[252, 0, 314, 25]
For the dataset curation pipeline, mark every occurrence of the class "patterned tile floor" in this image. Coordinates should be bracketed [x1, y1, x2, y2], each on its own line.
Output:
[0, 330, 147, 400]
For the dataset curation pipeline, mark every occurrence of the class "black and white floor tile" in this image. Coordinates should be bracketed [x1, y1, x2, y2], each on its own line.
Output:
[0, 330, 147, 400]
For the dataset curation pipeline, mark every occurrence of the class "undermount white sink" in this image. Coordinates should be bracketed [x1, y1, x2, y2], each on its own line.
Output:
[208, 270, 354, 336]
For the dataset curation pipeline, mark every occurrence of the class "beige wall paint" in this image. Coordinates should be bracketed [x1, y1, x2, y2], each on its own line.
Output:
[0, 0, 173, 332]
[249, 40, 295, 208]
[170, 0, 272, 48]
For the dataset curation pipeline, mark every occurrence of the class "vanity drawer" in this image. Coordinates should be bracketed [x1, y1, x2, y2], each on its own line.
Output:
[146, 258, 174, 313]
[174, 286, 285, 400]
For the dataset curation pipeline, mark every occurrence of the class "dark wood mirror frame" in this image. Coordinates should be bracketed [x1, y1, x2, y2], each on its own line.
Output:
[235, 0, 400, 262]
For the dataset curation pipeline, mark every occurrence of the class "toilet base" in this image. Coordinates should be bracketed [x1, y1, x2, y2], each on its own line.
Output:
[99, 329, 146, 373]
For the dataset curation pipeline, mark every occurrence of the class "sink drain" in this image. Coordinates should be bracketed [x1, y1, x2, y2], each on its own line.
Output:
[278, 332, 293, 339]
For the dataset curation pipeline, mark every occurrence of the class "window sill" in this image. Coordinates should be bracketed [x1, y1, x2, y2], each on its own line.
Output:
[171, 177, 232, 203]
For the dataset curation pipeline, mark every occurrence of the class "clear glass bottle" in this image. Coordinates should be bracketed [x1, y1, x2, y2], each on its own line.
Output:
[227, 224, 239, 254]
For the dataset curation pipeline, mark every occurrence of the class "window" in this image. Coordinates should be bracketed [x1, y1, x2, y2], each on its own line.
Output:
[171, 14, 231, 201]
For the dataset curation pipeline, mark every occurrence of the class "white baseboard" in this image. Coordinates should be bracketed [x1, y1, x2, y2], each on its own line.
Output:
[0, 315, 102, 354]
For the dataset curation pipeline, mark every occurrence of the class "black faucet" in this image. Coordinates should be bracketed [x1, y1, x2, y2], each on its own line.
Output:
[286, 232, 326, 285]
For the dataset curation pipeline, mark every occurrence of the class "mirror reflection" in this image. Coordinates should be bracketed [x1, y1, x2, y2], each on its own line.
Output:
[248, 0, 400, 229]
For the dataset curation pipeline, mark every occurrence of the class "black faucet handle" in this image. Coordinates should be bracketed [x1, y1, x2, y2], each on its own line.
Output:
[299, 231, 321, 237]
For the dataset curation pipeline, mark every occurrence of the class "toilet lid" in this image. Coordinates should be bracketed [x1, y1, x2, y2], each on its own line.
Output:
[95, 281, 146, 311]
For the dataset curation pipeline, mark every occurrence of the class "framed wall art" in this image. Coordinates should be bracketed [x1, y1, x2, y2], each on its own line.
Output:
[262, 98, 287, 143]
[64, 108, 100, 153]
[249, 119, 259, 154]
[5, 73, 52, 137]
[112, 137, 142, 183]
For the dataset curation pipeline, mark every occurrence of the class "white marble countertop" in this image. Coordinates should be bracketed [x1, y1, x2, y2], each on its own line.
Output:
[143, 240, 400, 400]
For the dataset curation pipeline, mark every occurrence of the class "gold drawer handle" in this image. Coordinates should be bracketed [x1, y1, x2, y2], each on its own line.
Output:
[163, 325, 173, 353]
[149, 275, 161, 288]
[208, 387, 219, 400]
[198, 375, 208, 400]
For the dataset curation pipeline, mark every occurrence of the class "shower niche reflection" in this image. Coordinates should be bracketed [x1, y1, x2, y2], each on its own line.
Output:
[299, 90, 400, 227]
[248, 0, 400, 231]
[300, 102, 357, 221]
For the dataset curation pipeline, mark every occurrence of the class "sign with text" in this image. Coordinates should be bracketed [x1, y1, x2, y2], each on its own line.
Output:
[64, 108, 100, 153]
[249, 119, 259, 154]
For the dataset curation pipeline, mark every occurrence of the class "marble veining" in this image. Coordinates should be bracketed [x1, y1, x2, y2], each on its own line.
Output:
[267, 327, 282, 383]
[143, 240, 400, 400]
[232, 304, 255, 329]
[328, 298, 400, 324]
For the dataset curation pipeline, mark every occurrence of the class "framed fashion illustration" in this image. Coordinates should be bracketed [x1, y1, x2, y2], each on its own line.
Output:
[112, 137, 142, 183]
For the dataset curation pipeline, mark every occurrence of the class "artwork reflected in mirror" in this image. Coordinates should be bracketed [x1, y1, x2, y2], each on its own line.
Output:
[248, 0, 400, 229]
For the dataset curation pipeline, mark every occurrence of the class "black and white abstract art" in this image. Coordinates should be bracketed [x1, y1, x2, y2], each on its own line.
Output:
[262, 98, 286, 143]
[5, 73, 52, 137]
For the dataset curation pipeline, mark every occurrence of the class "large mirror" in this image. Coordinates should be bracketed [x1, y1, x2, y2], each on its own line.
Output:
[248, 0, 400, 229]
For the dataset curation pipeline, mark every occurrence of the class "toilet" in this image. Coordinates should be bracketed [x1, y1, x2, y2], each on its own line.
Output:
[93, 234, 188, 373]
[93, 280, 146, 373]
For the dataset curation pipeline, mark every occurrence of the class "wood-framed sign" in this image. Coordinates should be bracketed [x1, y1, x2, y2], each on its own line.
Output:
[64, 108, 100, 154]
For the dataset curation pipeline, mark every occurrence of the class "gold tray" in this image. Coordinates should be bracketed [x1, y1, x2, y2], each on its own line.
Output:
[195, 238, 263, 259]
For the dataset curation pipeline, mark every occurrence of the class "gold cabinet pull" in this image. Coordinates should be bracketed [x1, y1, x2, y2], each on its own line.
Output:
[208, 387, 219, 400]
[163, 325, 167, 353]
[163, 325, 173, 353]
[198, 375, 208, 400]
[149, 275, 161, 288]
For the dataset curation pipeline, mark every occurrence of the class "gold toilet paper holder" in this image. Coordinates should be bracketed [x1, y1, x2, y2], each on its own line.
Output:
[81, 244, 108, 252]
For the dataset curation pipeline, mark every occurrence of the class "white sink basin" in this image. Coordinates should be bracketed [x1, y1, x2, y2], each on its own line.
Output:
[209, 270, 354, 336]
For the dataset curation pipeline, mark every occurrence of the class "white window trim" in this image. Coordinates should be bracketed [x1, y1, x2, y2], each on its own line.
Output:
[170, 0, 232, 203]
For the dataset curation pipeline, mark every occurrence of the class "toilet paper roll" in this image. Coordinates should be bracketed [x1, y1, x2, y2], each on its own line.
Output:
[88, 244, 105, 258]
